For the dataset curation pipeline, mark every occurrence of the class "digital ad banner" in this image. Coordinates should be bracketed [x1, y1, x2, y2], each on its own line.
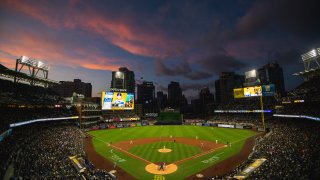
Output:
[262, 84, 275, 96]
[102, 91, 134, 110]
[234, 88, 245, 98]
[244, 86, 262, 97]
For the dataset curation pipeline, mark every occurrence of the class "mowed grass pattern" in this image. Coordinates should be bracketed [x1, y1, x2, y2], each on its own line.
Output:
[88, 125, 256, 180]
[129, 141, 202, 163]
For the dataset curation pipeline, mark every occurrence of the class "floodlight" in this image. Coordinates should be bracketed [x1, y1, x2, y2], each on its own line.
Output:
[245, 69, 257, 79]
[115, 71, 124, 79]
[301, 49, 317, 61]
[21, 55, 29, 62]
[37, 61, 48, 70]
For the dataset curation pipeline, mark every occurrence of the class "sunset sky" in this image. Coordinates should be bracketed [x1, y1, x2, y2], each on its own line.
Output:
[1, 0, 319, 100]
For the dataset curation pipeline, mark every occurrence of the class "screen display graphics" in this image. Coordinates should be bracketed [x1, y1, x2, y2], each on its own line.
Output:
[243, 86, 262, 97]
[102, 92, 134, 110]
[234, 88, 245, 98]
[262, 84, 275, 96]
[234, 84, 275, 98]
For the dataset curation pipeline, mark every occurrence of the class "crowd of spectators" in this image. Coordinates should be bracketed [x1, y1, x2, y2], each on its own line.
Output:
[0, 79, 65, 106]
[276, 101, 320, 116]
[0, 107, 72, 133]
[0, 78, 72, 133]
[207, 115, 320, 179]
[215, 96, 276, 111]
[247, 117, 320, 179]
[103, 111, 139, 122]
[274, 76, 320, 117]
[0, 121, 115, 179]
[284, 76, 320, 102]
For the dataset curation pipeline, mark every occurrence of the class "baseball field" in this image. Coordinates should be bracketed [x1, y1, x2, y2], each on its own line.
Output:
[86, 125, 256, 179]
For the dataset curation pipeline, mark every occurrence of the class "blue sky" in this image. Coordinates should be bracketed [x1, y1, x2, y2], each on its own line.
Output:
[1, 0, 319, 100]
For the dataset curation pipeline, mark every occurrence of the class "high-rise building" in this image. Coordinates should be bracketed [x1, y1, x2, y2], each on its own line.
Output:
[52, 79, 92, 97]
[168, 81, 182, 109]
[199, 87, 214, 118]
[258, 62, 286, 97]
[137, 81, 155, 106]
[191, 99, 200, 115]
[215, 79, 221, 103]
[156, 91, 167, 111]
[199, 87, 215, 105]
[137, 81, 156, 113]
[180, 94, 189, 113]
[216, 72, 244, 104]
[111, 67, 135, 94]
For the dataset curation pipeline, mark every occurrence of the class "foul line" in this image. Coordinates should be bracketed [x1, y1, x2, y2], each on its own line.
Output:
[230, 134, 257, 145]
[110, 144, 153, 164]
[174, 145, 226, 165]
[90, 134, 153, 164]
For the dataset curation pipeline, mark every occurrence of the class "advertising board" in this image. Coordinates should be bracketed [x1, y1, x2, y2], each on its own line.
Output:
[244, 86, 262, 97]
[262, 84, 275, 96]
[101, 91, 134, 110]
[234, 88, 245, 98]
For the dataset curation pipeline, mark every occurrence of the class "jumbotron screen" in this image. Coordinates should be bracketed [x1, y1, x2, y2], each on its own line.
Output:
[244, 86, 262, 97]
[101, 91, 134, 110]
[234, 84, 275, 98]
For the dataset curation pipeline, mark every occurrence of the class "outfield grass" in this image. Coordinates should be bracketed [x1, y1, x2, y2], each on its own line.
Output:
[88, 125, 256, 180]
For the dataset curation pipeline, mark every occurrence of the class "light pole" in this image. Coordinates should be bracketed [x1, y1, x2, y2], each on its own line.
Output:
[260, 95, 265, 131]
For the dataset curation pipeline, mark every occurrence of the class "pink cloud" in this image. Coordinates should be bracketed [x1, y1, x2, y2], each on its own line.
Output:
[81, 63, 118, 71]
[0, 58, 16, 69]
[0, 27, 120, 71]
[2, 0, 184, 58]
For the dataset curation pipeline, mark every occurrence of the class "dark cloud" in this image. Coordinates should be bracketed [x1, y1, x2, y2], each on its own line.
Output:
[232, 0, 320, 40]
[155, 59, 212, 80]
[156, 84, 167, 93]
[198, 52, 247, 74]
[180, 81, 215, 92]
[266, 49, 301, 66]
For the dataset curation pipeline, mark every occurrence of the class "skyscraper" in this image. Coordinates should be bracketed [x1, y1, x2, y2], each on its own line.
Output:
[215, 79, 221, 103]
[199, 87, 214, 105]
[258, 62, 286, 97]
[111, 67, 135, 94]
[199, 87, 214, 118]
[137, 81, 156, 113]
[137, 81, 155, 105]
[216, 72, 244, 104]
[168, 81, 182, 109]
[156, 91, 167, 111]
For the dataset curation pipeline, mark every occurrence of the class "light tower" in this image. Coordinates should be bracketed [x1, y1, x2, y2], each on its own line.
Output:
[294, 48, 320, 80]
[14, 55, 50, 87]
[301, 48, 320, 72]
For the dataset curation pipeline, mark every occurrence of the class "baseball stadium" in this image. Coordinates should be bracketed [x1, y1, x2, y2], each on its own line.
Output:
[1, 47, 320, 180]
[1, 1, 320, 179]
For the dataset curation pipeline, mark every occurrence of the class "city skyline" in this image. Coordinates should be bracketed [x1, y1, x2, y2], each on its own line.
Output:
[1, 0, 320, 100]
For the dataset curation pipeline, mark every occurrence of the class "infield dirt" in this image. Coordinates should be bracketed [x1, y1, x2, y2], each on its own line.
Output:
[84, 134, 258, 180]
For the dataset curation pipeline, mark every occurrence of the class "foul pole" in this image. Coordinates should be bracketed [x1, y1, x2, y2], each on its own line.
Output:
[260, 95, 265, 131]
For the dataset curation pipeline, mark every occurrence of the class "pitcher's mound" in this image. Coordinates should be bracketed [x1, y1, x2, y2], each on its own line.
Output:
[145, 163, 178, 175]
[158, 148, 172, 153]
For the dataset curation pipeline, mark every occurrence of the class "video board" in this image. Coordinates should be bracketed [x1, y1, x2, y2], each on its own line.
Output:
[244, 86, 262, 97]
[234, 84, 275, 98]
[262, 84, 275, 96]
[234, 88, 245, 98]
[101, 91, 134, 110]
